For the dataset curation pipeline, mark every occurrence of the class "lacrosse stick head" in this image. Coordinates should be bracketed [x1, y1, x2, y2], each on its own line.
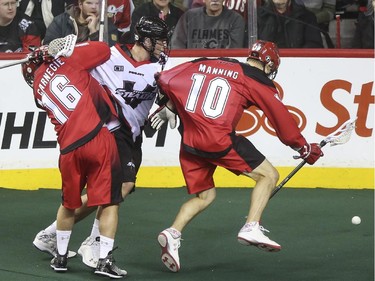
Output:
[323, 118, 357, 146]
[48, 34, 77, 58]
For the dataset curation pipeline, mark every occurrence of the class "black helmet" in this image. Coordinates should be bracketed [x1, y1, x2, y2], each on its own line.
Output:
[135, 16, 170, 60]
[135, 16, 169, 43]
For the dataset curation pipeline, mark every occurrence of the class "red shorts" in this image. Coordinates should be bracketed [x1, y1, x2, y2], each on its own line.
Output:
[59, 127, 123, 209]
[179, 135, 265, 194]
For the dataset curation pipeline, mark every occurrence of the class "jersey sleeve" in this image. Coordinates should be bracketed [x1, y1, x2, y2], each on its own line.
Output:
[245, 80, 307, 149]
[70, 41, 111, 70]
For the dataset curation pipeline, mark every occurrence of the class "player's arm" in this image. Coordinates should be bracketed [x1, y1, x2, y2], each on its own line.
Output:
[250, 85, 323, 164]
[70, 41, 111, 70]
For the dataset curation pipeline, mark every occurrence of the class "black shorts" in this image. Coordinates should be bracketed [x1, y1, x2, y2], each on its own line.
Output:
[114, 125, 142, 184]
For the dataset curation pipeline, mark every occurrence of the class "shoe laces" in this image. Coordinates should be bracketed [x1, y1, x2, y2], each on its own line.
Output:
[173, 239, 181, 250]
[259, 225, 270, 234]
[241, 223, 270, 233]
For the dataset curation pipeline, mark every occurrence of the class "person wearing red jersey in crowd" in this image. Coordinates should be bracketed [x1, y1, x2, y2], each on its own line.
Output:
[150, 40, 323, 272]
[22, 35, 126, 278]
[0, 0, 41, 52]
[106, 0, 135, 42]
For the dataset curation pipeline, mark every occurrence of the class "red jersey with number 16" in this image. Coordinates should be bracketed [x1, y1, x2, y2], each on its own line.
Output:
[33, 41, 118, 154]
[157, 57, 307, 155]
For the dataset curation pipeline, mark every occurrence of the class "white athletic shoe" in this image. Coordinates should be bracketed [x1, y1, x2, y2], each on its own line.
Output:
[237, 223, 281, 252]
[78, 236, 100, 268]
[33, 230, 77, 258]
[157, 229, 181, 272]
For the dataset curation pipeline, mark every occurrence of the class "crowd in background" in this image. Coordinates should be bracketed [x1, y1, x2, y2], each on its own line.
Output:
[0, 0, 373, 53]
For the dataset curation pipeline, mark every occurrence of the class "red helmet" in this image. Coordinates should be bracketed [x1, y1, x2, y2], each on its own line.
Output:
[248, 40, 280, 78]
[21, 45, 51, 88]
[22, 61, 41, 88]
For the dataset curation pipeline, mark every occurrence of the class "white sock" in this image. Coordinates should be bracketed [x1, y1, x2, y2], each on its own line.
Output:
[44, 221, 57, 234]
[90, 219, 100, 238]
[56, 230, 71, 255]
[99, 235, 114, 259]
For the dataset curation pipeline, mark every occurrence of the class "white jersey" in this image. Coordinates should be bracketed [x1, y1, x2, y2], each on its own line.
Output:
[91, 44, 163, 140]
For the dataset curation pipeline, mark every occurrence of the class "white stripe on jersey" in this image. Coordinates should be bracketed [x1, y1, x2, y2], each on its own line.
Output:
[91, 45, 162, 140]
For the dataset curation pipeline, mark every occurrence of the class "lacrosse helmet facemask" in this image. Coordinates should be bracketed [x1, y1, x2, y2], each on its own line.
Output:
[248, 40, 280, 80]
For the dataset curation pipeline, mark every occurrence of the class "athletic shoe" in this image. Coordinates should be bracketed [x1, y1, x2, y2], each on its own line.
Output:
[77, 236, 100, 268]
[33, 230, 77, 258]
[237, 223, 281, 252]
[50, 253, 68, 272]
[94, 248, 127, 279]
[157, 229, 181, 272]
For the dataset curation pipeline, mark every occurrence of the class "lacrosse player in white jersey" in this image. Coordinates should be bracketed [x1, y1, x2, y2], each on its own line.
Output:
[32, 16, 171, 272]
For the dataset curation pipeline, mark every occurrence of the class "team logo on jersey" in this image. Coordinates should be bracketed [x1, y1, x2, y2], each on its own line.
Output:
[115, 80, 157, 108]
[107, 4, 124, 18]
[114, 65, 124, 71]
[127, 161, 135, 169]
[18, 19, 33, 33]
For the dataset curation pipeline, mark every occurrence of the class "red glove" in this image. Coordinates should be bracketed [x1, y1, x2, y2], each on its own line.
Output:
[293, 143, 324, 165]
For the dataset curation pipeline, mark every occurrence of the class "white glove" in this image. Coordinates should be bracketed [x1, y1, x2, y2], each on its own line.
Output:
[150, 105, 177, 130]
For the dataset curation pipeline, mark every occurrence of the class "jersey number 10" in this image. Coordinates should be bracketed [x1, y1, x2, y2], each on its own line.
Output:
[186, 74, 231, 119]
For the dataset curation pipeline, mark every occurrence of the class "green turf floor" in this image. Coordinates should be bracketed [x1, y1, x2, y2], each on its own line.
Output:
[0, 187, 373, 281]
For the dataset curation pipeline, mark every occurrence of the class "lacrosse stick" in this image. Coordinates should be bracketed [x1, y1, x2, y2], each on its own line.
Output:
[0, 57, 30, 69]
[269, 117, 357, 199]
[0, 34, 77, 70]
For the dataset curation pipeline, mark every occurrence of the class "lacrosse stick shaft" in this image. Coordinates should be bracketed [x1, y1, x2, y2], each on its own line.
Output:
[0, 57, 30, 69]
[269, 141, 327, 199]
[269, 117, 356, 199]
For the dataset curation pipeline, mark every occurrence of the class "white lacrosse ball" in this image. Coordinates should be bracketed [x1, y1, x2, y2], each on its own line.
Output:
[351, 216, 361, 225]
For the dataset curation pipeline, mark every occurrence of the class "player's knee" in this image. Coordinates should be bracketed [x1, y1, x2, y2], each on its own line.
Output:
[198, 188, 216, 206]
[258, 165, 279, 187]
[121, 182, 135, 198]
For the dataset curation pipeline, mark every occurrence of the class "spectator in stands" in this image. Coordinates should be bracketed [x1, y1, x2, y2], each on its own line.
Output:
[257, 0, 323, 48]
[17, 0, 75, 38]
[0, 0, 41, 52]
[188, 0, 264, 46]
[171, 0, 245, 49]
[351, 0, 374, 48]
[126, 0, 183, 44]
[67, 0, 135, 43]
[133, 0, 187, 10]
[107, 0, 134, 42]
[43, 0, 118, 46]
[297, 0, 336, 31]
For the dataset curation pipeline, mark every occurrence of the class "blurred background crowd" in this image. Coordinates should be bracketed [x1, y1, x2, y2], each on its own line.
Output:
[0, 0, 373, 53]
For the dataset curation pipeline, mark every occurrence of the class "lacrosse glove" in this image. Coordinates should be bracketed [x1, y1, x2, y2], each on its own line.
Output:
[150, 105, 177, 130]
[293, 143, 324, 165]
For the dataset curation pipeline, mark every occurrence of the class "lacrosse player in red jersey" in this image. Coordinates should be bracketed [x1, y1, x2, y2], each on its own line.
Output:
[22, 35, 127, 278]
[32, 16, 170, 273]
[150, 40, 324, 272]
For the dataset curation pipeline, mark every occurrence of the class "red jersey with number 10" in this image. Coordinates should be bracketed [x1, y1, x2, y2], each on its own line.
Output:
[158, 57, 307, 155]
[33, 41, 118, 154]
